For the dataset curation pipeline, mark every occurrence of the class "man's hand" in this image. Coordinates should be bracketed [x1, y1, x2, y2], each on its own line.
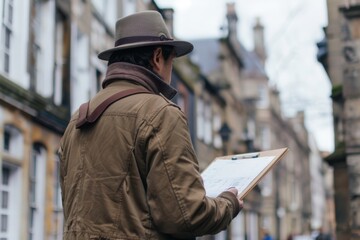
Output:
[226, 187, 244, 209]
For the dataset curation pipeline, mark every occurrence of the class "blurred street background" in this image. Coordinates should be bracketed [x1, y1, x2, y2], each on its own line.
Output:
[157, 0, 333, 153]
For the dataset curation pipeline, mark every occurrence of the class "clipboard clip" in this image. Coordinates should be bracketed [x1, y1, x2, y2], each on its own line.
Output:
[231, 153, 259, 160]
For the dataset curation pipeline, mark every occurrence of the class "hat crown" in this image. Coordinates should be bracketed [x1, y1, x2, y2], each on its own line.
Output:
[98, 10, 193, 60]
[115, 11, 172, 41]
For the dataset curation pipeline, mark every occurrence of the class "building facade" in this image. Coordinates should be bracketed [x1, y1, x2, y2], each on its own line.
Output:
[0, 0, 330, 239]
[317, 0, 360, 239]
[190, 3, 317, 239]
[0, 0, 151, 239]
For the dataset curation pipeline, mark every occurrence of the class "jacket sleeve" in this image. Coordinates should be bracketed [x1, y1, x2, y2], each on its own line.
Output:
[139, 103, 241, 237]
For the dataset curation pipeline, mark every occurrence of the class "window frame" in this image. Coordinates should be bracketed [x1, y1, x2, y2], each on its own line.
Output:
[1, 0, 14, 74]
[3, 124, 23, 159]
[28, 144, 47, 240]
[51, 153, 63, 240]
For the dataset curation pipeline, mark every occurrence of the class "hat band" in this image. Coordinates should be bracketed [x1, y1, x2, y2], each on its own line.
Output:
[115, 35, 173, 47]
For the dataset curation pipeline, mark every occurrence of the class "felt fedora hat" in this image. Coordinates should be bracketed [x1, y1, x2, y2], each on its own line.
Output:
[98, 11, 193, 60]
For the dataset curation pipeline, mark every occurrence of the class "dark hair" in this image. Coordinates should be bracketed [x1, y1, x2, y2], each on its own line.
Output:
[107, 45, 174, 71]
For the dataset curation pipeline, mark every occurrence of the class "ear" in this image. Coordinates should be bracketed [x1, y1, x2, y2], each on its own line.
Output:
[151, 47, 163, 73]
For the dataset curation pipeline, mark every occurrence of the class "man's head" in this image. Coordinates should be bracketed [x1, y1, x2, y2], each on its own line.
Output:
[108, 45, 175, 83]
[98, 10, 193, 60]
[99, 10, 193, 83]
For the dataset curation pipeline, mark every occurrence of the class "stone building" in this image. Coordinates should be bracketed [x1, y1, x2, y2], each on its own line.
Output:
[269, 107, 312, 238]
[0, 0, 327, 239]
[0, 0, 72, 239]
[317, 0, 360, 239]
[190, 3, 320, 239]
[0, 0, 154, 239]
[308, 136, 335, 235]
[0, 0, 233, 239]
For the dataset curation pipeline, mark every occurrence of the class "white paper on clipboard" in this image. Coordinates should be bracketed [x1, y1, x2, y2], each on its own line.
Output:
[201, 156, 275, 198]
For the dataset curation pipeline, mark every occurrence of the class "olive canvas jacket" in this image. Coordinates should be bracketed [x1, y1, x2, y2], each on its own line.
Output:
[59, 62, 240, 240]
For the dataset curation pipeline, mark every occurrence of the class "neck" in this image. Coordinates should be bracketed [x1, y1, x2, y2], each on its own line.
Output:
[102, 62, 177, 100]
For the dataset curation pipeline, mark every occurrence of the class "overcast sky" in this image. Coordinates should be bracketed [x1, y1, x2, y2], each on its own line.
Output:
[157, 0, 334, 152]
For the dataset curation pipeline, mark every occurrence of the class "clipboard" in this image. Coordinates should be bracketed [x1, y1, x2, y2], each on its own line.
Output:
[201, 148, 288, 199]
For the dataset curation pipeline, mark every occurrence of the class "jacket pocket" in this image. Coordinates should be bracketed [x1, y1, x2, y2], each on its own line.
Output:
[81, 174, 127, 225]
[98, 175, 127, 194]
[83, 174, 127, 202]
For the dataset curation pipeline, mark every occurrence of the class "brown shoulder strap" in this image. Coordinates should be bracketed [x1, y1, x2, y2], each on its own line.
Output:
[76, 88, 151, 129]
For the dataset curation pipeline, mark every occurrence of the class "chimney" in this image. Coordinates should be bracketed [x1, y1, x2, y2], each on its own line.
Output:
[253, 17, 267, 65]
[162, 8, 174, 37]
[226, 3, 238, 39]
[270, 87, 281, 115]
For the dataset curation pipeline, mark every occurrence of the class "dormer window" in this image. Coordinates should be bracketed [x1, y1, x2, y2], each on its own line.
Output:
[3, 125, 23, 159]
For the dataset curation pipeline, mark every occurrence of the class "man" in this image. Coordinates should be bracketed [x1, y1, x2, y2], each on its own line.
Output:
[59, 11, 243, 239]
[315, 228, 332, 240]
[262, 230, 273, 240]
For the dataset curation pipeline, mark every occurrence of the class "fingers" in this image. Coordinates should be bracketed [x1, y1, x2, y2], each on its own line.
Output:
[238, 199, 244, 209]
[226, 188, 244, 209]
[226, 187, 238, 196]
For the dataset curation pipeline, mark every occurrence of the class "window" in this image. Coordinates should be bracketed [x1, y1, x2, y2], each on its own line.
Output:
[90, 17, 107, 97]
[28, 144, 46, 240]
[1, 214, 7, 232]
[0, 164, 21, 240]
[177, 93, 185, 112]
[1, 0, 31, 85]
[30, 0, 56, 98]
[1, 167, 10, 239]
[1, 125, 23, 240]
[197, 98, 213, 145]
[262, 215, 271, 231]
[256, 85, 269, 108]
[204, 102, 212, 145]
[95, 69, 102, 92]
[90, 64, 105, 97]
[196, 98, 204, 140]
[260, 172, 273, 197]
[1, 0, 14, 74]
[3, 125, 23, 159]
[91, 17, 106, 54]
[231, 212, 245, 240]
[31, 0, 43, 92]
[247, 212, 259, 240]
[72, 29, 91, 111]
[260, 125, 270, 150]
[246, 119, 256, 140]
[212, 114, 222, 149]
[213, 209, 246, 239]
[290, 178, 298, 211]
[91, 0, 117, 27]
[53, 10, 66, 106]
[3, 131, 10, 151]
[51, 153, 63, 240]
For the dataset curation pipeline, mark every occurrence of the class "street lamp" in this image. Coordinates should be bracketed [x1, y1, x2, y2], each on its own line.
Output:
[219, 122, 232, 240]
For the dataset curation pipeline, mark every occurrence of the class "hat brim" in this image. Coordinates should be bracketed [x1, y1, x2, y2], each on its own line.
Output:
[98, 40, 194, 60]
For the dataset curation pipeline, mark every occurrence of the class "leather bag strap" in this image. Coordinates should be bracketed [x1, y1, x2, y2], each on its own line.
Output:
[76, 88, 151, 129]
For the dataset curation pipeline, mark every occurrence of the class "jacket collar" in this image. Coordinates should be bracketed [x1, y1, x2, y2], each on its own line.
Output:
[102, 62, 177, 100]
